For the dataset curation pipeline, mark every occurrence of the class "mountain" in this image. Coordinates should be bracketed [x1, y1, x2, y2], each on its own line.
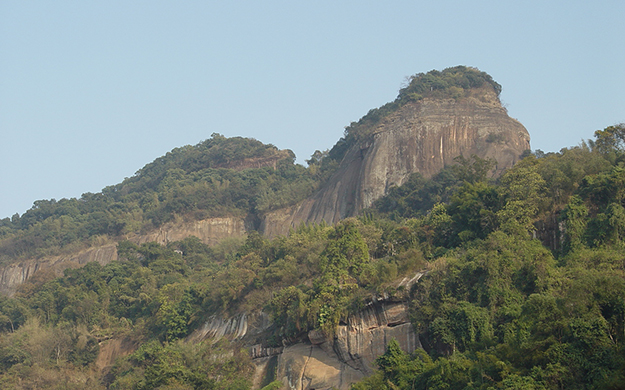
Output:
[0, 66, 529, 293]
[5, 68, 624, 390]
[262, 67, 529, 236]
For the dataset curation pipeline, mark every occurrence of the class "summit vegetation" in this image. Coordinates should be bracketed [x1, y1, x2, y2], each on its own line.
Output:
[329, 66, 502, 162]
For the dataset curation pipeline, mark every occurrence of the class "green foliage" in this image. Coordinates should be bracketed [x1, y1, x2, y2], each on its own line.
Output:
[109, 339, 252, 390]
[496, 156, 547, 236]
[259, 381, 283, 390]
[319, 219, 370, 283]
[592, 123, 625, 159]
[351, 130, 625, 388]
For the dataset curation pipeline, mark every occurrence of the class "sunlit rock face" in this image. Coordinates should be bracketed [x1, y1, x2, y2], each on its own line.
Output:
[257, 300, 418, 390]
[262, 88, 530, 237]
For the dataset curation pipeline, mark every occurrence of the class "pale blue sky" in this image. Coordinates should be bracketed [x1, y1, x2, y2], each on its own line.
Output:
[1, 1, 624, 219]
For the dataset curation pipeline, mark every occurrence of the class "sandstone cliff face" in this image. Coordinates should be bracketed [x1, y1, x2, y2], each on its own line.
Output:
[263, 90, 530, 237]
[0, 217, 247, 296]
[0, 244, 118, 296]
[132, 217, 247, 246]
[190, 298, 418, 390]
[274, 301, 418, 390]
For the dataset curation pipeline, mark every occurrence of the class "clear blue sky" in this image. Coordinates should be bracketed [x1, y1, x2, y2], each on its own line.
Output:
[1, 1, 624, 219]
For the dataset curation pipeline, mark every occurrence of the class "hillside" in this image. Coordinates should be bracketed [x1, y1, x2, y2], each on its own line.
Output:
[0, 135, 312, 262]
[0, 67, 623, 389]
[0, 66, 528, 288]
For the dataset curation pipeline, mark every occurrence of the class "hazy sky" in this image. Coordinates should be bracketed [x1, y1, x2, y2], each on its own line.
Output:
[1, 1, 624, 219]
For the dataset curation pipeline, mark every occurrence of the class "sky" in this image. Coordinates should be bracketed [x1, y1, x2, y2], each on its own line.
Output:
[1, 1, 624, 219]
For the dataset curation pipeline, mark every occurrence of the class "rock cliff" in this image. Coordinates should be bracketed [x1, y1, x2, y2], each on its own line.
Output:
[262, 88, 529, 236]
[132, 216, 248, 246]
[0, 217, 247, 296]
[0, 244, 118, 296]
[190, 297, 419, 390]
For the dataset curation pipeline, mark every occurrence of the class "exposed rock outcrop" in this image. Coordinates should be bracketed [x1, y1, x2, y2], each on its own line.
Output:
[96, 337, 138, 377]
[132, 216, 248, 246]
[0, 217, 247, 296]
[0, 243, 118, 296]
[269, 299, 418, 389]
[262, 89, 530, 237]
[188, 311, 271, 344]
[191, 297, 418, 390]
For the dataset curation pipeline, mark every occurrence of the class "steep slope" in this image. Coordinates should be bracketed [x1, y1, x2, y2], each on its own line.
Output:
[263, 85, 529, 236]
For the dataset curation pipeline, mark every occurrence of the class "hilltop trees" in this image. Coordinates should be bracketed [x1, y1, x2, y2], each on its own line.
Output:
[0, 134, 327, 263]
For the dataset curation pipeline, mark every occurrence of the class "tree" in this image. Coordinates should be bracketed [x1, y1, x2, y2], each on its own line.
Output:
[593, 123, 625, 155]
[375, 339, 419, 389]
[496, 157, 546, 237]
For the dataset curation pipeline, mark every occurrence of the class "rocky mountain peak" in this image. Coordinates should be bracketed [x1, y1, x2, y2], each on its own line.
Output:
[262, 70, 530, 236]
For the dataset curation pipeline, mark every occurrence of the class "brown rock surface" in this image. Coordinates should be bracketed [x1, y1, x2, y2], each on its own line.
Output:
[275, 343, 364, 390]
[132, 216, 247, 246]
[0, 243, 118, 296]
[0, 217, 247, 295]
[263, 90, 529, 236]
[253, 300, 418, 390]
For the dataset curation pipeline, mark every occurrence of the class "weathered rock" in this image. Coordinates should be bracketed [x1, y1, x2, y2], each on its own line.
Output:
[0, 217, 247, 296]
[314, 301, 419, 377]
[187, 311, 273, 345]
[262, 89, 530, 236]
[251, 299, 418, 390]
[133, 216, 248, 246]
[0, 243, 118, 296]
[275, 343, 364, 390]
[95, 337, 138, 375]
[190, 313, 250, 342]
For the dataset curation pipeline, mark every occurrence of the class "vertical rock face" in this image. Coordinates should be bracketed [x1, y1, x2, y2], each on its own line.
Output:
[132, 217, 248, 246]
[329, 301, 419, 375]
[262, 90, 530, 237]
[261, 300, 417, 390]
